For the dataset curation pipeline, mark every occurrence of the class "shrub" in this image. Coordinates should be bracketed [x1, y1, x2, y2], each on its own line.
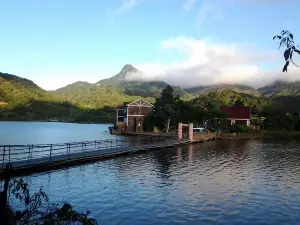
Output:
[230, 124, 249, 133]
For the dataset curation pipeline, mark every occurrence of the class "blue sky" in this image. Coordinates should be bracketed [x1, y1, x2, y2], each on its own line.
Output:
[0, 0, 299, 89]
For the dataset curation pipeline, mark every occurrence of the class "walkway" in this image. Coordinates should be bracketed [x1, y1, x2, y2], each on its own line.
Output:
[0, 135, 188, 176]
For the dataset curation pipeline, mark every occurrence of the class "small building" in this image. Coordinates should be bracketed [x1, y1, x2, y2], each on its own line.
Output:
[220, 106, 251, 126]
[116, 99, 154, 133]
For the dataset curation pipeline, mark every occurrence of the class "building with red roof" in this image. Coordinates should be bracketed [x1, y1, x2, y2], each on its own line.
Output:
[220, 106, 251, 126]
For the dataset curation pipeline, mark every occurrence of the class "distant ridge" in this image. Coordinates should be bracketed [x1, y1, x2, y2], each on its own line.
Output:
[258, 80, 300, 97]
[185, 84, 261, 97]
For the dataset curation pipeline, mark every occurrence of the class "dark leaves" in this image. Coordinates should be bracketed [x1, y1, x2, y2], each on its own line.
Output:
[283, 61, 289, 72]
[274, 30, 299, 72]
[279, 37, 287, 48]
[273, 35, 282, 40]
[8, 178, 98, 225]
[284, 48, 292, 61]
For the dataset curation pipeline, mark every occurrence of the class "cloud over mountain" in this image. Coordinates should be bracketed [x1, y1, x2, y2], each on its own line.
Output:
[125, 36, 299, 88]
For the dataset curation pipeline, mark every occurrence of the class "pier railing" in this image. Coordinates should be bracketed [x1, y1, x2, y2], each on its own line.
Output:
[0, 135, 181, 169]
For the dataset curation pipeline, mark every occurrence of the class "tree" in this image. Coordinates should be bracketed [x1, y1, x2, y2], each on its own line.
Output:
[152, 85, 181, 130]
[0, 176, 98, 225]
[273, 30, 300, 72]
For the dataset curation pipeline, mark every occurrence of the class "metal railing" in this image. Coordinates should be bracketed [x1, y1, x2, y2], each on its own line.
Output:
[0, 135, 182, 169]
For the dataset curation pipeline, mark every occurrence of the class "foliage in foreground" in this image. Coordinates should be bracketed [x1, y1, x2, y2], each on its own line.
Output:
[1, 178, 98, 225]
[273, 30, 300, 72]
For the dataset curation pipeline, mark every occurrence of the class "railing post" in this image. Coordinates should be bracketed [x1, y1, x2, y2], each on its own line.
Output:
[8, 146, 11, 163]
[84, 143, 86, 156]
[28, 145, 31, 164]
[50, 144, 52, 159]
[3, 146, 5, 164]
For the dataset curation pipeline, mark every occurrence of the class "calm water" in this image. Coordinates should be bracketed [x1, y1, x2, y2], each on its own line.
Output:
[0, 121, 112, 145]
[7, 138, 300, 224]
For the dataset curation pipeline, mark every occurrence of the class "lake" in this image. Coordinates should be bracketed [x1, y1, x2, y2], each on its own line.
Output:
[0, 121, 112, 145]
[2, 123, 299, 225]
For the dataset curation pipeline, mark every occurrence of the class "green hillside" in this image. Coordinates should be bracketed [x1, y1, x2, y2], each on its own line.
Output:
[190, 90, 273, 113]
[185, 84, 261, 97]
[53, 81, 154, 108]
[258, 80, 300, 97]
[0, 73, 116, 122]
[2, 67, 300, 124]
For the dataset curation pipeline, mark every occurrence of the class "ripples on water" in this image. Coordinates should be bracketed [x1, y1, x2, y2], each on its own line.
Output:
[7, 139, 300, 224]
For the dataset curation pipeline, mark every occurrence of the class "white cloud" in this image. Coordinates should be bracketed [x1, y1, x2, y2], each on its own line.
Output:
[27, 67, 115, 91]
[125, 36, 300, 88]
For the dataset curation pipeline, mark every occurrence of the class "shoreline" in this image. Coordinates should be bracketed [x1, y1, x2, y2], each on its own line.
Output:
[0, 120, 113, 125]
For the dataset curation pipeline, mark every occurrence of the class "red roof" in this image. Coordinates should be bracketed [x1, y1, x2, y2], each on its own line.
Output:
[220, 106, 251, 119]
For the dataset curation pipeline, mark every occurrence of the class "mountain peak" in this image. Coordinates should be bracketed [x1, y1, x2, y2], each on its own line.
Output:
[121, 64, 138, 73]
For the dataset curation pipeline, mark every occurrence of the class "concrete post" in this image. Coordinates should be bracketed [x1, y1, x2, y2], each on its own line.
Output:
[189, 123, 193, 141]
[178, 122, 183, 140]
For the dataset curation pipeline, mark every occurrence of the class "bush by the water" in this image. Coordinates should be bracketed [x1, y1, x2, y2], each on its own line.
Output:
[230, 124, 249, 133]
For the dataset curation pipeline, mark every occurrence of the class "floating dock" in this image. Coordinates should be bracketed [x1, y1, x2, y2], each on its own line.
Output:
[0, 134, 216, 178]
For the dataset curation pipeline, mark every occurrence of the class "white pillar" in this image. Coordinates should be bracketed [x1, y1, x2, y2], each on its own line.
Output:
[189, 123, 193, 141]
[178, 123, 183, 140]
[116, 110, 118, 125]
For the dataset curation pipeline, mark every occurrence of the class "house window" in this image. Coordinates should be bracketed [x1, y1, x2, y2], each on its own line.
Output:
[231, 120, 235, 125]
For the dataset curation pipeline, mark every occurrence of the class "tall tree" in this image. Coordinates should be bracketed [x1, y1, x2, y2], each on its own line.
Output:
[152, 85, 181, 130]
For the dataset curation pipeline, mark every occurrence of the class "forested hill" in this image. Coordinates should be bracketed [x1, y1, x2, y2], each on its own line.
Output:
[0, 73, 117, 122]
[2, 69, 300, 123]
[189, 90, 273, 114]
[0, 72, 48, 106]
[0, 72, 41, 90]
[53, 81, 154, 108]
[258, 80, 300, 97]
[185, 84, 261, 97]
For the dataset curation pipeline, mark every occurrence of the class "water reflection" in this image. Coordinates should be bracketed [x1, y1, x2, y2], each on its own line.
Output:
[6, 139, 300, 225]
[188, 144, 193, 162]
[176, 146, 182, 163]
